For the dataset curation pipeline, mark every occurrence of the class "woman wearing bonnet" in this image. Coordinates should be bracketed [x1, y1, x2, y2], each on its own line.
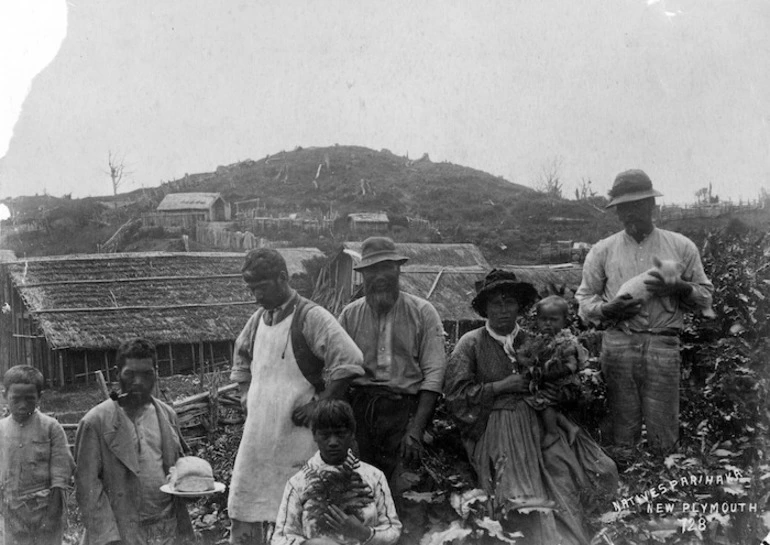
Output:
[444, 270, 617, 544]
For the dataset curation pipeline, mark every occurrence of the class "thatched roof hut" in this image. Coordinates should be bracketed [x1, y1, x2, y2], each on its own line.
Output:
[1, 249, 323, 384]
[502, 263, 584, 297]
[312, 242, 490, 338]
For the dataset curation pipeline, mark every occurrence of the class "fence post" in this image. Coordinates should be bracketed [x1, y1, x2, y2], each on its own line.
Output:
[95, 370, 110, 400]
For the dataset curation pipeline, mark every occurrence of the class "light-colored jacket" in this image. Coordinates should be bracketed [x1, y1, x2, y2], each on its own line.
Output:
[74, 398, 193, 545]
[272, 451, 401, 545]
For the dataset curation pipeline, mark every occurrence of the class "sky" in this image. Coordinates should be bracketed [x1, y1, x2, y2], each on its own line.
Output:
[0, 0, 768, 205]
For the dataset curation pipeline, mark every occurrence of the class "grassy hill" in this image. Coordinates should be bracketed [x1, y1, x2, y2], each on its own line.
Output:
[2, 145, 766, 262]
[143, 145, 620, 262]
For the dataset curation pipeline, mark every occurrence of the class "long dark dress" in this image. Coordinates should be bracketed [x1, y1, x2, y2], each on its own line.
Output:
[445, 326, 618, 545]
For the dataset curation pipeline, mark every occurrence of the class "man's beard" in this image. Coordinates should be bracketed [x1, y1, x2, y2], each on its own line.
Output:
[365, 279, 400, 315]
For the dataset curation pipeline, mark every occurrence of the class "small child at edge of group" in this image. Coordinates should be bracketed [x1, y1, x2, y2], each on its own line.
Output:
[522, 295, 589, 449]
[0, 365, 75, 545]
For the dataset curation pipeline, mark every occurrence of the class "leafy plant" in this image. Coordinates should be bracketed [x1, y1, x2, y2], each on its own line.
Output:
[301, 452, 374, 536]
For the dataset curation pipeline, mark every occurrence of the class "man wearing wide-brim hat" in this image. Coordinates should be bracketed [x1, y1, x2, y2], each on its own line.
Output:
[575, 169, 714, 453]
[338, 236, 446, 490]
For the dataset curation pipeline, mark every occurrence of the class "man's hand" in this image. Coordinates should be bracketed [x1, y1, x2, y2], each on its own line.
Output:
[644, 272, 693, 299]
[238, 382, 250, 418]
[398, 427, 423, 465]
[323, 504, 371, 543]
[39, 488, 63, 534]
[492, 374, 529, 395]
[601, 294, 643, 320]
[336, 480, 374, 510]
[291, 400, 318, 427]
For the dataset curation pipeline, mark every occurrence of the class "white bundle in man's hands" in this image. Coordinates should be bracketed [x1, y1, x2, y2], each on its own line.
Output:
[615, 257, 715, 317]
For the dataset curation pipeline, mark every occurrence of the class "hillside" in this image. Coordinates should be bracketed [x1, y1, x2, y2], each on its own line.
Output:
[144, 145, 621, 261]
[2, 145, 765, 262]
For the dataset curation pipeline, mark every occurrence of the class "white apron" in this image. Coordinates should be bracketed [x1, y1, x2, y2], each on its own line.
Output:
[227, 312, 317, 522]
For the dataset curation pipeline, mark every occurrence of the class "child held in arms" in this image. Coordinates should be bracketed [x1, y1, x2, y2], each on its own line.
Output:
[272, 399, 401, 545]
[520, 295, 589, 448]
[0, 366, 75, 545]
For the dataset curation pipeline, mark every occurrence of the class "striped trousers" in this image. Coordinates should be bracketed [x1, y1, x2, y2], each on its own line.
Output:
[600, 330, 681, 451]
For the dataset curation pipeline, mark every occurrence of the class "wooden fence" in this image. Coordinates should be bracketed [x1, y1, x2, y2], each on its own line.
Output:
[142, 212, 207, 230]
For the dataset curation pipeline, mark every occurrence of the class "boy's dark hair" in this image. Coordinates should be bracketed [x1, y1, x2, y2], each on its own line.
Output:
[3, 365, 45, 394]
[535, 295, 570, 317]
[116, 338, 157, 370]
[242, 249, 288, 281]
[311, 399, 356, 433]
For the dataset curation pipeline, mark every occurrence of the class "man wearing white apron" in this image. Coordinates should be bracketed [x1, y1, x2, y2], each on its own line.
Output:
[228, 249, 364, 545]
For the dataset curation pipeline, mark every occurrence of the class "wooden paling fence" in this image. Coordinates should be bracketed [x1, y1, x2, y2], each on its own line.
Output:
[173, 382, 243, 445]
[58, 371, 244, 450]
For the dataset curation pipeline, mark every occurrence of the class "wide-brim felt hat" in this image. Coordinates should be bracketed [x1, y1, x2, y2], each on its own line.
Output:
[605, 169, 663, 208]
[353, 237, 409, 271]
[471, 269, 539, 318]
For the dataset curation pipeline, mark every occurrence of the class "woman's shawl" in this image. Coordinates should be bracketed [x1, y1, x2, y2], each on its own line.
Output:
[445, 327, 531, 440]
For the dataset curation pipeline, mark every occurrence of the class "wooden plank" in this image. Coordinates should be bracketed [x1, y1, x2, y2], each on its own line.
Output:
[425, 268, 445, 300]
[104, 351, 111, 384]
[84, 351, 90, 384]
[94, 370, 110, 400]
[32, 300, 254, 314]
[198, 340, 205, 392]
[173, 383, 238, 408]
[169, 344, 175, 375]
[17, 273, 243, 288]
[57, 352, 64, 387]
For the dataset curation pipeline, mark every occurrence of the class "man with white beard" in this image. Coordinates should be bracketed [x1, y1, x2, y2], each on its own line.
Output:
[338, 237, 446, 488]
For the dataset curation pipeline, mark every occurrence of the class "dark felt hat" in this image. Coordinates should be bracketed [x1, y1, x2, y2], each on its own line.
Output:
[471, 269, 539, 318]
[606, 169, 663, 208]
[353, 237, 409, 271]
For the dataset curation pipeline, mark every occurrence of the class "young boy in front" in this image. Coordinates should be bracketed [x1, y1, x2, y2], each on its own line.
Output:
[272, 399, 402, 545]
[0, 366, 75, 545]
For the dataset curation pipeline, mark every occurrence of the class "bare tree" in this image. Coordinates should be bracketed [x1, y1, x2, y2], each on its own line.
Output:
[574, 177, 597, 201]
[534, 156, 564, 199]
[106, 151, 130, 204]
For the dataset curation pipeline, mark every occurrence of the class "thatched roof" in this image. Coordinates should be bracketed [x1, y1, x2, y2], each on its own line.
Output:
[6, 250, 323, 350]
[398, 268, 485, 321]
[502, 264, 584, 296]
[342, 242, 489, 268]
[314, 242, 490, 321]
[315, 243, 585, 322]
[157, 193, 223, 211]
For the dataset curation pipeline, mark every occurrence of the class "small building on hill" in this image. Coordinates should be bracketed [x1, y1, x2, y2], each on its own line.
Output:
[313, 242, 491, 341]
[537, 240, 592, 264]
[0, 249, 322, 385]
[150, 193, 231, 229]
[346, 212, 390, 233]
